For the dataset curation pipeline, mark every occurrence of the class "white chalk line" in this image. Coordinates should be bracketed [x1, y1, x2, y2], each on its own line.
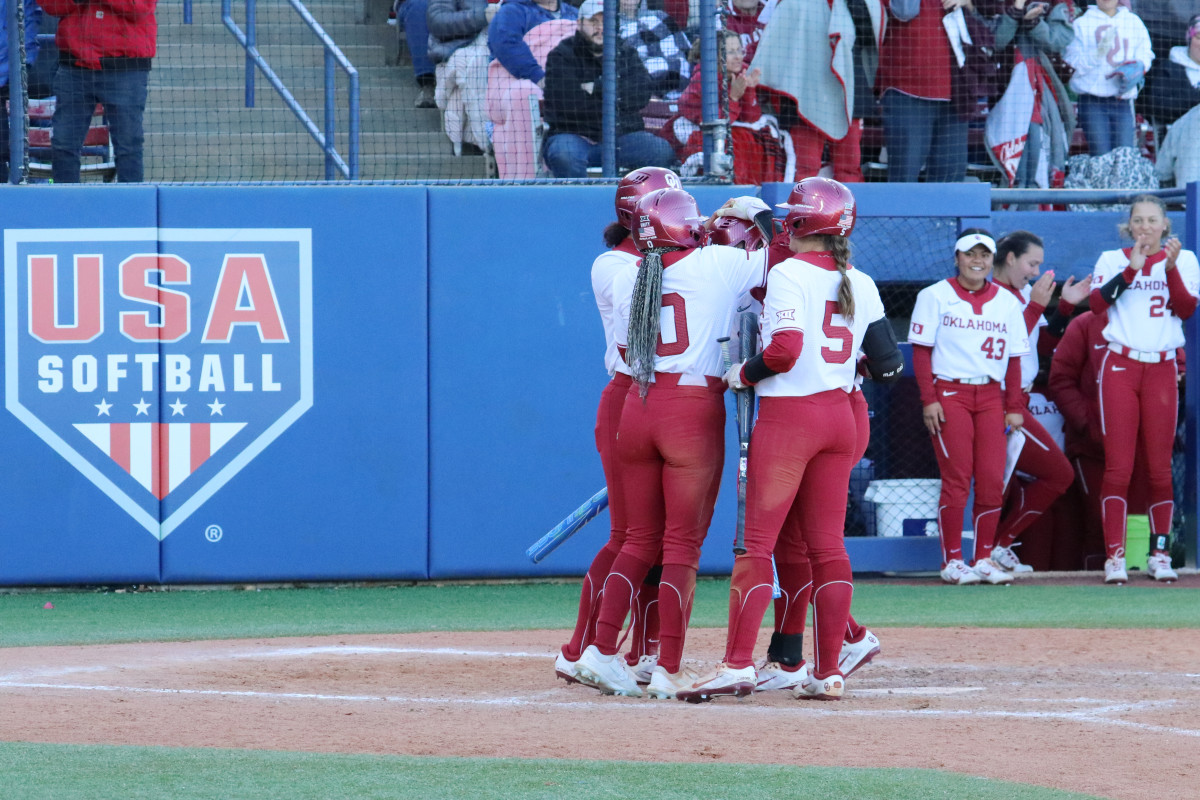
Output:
[3, 680, 1199, 739]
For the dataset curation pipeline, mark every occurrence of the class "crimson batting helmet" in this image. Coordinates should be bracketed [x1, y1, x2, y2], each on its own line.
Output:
[778, 177, 856, 239]
[615, 167, 682, 228]
[705, 215, 768, 251]
[632, 188, 707, 253]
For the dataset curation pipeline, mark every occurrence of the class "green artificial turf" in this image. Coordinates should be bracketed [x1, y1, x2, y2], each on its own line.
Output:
[0, 743, 1102, 800]
[1, 579, 1197, 648]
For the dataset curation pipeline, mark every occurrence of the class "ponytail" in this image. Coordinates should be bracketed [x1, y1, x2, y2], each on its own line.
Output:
[828, 236, 855, 323]
[603, 221, 629, 249]
[626, 248, 668, 397]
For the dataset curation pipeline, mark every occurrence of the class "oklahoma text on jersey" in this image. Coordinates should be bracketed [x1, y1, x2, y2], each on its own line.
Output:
[939, 315, 1009, 333]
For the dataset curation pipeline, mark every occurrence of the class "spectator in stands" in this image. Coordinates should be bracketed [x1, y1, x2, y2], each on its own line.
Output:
[667, 30, 784, 183]
[489, 0, 579, 88]
[1063, 0, 1154, 156]
[41, 0, 155, 183]
[618, 0, 691, 99]
[985, 0, 1077, 189]
[1, 0, 41, 183]
[1155, 104, 1200, 187]
[428, 0, 500, 156]
[542, 0, 677, 177]
[876, 0, 982, 183]
[1142, 13, 1200, 127]
[723, 0, 765, 56]
[396, 0, 439, 108]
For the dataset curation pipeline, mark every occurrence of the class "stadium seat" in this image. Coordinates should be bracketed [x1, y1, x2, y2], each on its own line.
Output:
[24, 97, 117, 182]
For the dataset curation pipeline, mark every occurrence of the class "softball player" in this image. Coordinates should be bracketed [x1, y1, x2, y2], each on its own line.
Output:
[556, 167, 680, 688]
[575, 188, 772, 698]
[678, 178, 903, 702]
[988, 231, 1084, 574]
[909, 230, 1031, 586]
[1087, 195, 1197, 583]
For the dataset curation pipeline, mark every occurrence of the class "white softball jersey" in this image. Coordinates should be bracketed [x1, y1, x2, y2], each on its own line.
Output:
[908, 279, 1031, 382]
[1091, 248, 1200, 353]
[614, 245, 768, 378]
[591, 243, 641, 375]
[755, 254, 886, 398]
[999, 282, 1047, 390]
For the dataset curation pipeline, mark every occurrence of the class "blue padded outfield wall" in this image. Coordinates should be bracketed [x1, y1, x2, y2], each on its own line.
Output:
[0, 182, 1194, 584]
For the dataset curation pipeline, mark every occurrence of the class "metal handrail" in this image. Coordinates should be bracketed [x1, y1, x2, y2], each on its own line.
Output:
[220, 0, 361, 180]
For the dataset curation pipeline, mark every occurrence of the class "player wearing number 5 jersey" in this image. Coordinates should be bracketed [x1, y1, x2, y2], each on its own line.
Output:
[909, 230, 1031, 586]
[556, 167, 679, 688]
[574, 188, 770, 699]
[1088, 195, 1198, 584]
[678, 178, 903, 703]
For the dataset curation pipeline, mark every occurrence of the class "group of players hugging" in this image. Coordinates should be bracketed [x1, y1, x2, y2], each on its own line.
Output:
[554, 168, 1198, 702]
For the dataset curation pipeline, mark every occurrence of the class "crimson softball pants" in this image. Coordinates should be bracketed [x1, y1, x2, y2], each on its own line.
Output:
[591, 374, 725, 673]
[725, 391, 857, 678]
[772, 390, 869, 647]
[931, 381, 1006, 564]
[1097, 352, 1178, 559]
[995, 409, 1074, 550]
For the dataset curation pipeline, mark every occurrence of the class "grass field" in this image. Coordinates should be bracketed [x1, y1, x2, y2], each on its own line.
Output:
[5, 578, 1195, 799]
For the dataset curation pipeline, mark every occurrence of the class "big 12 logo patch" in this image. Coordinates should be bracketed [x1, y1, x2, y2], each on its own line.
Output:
[4, 228, 313, 538]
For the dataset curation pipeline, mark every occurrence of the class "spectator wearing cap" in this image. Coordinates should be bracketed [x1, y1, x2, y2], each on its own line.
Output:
[542, 0, 678, 177]
[488, 0, 579, 88]
[1142, 13, 1200, 127]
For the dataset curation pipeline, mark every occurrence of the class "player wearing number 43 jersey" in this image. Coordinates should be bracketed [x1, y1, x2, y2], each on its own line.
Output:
[909, 230, 1031, 586]
[574, 187, 772, 699]
[1088, 195, 1198, 584]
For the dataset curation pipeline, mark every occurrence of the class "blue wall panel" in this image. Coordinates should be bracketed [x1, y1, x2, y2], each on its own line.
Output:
[0, 186, 162, 584]
[156, 187, 430, 582]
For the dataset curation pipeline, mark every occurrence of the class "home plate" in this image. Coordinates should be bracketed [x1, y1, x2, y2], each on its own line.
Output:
[854, 687, 985, 696]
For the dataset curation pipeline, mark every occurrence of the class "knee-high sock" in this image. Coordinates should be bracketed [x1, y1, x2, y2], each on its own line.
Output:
[591, 552, 654, 656]
[723, 556, 776, 669]
[972, 506, 1002, 563]
[1148, 498, 1174, 554]
[656, 564, 696, 674]
[772, 559, 813, 637]
[562, 541, 622, 661]
[844, 614, 864, 643]
[625, 566, 661, 665]
[1100, 488, 1128, 560]
[810, 565, 853, 679]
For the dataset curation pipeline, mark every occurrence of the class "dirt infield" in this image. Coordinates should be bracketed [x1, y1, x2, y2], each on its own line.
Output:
[2, 622, 1198, 800]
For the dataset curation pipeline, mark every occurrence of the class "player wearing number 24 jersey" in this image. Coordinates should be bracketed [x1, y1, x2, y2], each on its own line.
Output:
[909, 230, 1030, 586]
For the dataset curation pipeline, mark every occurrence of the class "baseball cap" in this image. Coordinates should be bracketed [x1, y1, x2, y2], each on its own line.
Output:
[954, 232, 996, 253]
[577, 0, 604, 19]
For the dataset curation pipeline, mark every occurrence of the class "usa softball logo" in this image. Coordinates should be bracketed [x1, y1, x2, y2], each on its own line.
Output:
[4, 228, 313, 539]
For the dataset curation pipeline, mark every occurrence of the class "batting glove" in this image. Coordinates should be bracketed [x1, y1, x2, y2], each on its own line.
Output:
[724, 361, 749, 391]
[712, 196, 771, 223]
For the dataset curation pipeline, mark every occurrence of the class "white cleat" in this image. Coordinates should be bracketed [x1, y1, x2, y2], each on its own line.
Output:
[972, 557, 1014, 585]
[575, 645, 644, 697]
[941, 558, 982, 585]
[839, 630, 881, 678]
[1147, 552, 1178, 582]
[629, 654, 658, 685]
[1104, 556, 1129, 585]
[675, 663, 757, 703]
[794, 670, 845, 701]
[645, 665, 698, 699]
[991, 545, 1034, 574]
[555, 651, 582, 685]
[754, 660, 808, 692]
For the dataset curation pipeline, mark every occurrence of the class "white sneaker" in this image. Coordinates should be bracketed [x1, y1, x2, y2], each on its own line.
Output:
[972, 557, 1014, 585]
[555, 651, 581, 685]
[940, 558, 981, 585]
[675, 663, 757, 703]
[646, 665, 698, 699]
[1147, 552, 1178, 582]
[839, 630, 880, 678]
[991, 545, 1034, 574]
[1104, 556, 1129, 584]
[575, 645, 644, 697]
[629, 654, 658, 685]
[793, 670, 845, 700]
[754, 660, 808, 692]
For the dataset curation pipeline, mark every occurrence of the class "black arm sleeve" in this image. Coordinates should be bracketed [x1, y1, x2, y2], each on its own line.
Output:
[862, 318, 904, 383]
[742, 352, 781, 385]
[1098, 272, 1131, 306]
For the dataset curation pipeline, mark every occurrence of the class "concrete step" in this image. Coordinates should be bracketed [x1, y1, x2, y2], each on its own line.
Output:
[160, 21, 397, 49]
[156, 42, 388, 69]
[143, 150, 487, 182]
[148, 63, 399, 86]
[174, 2, 387, 29]
[143, 104, 442, 132]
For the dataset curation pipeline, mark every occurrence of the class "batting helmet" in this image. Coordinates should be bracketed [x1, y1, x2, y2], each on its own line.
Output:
[705, 215, 768, 251]
[778, 177, 857, 239]
[632, 188, 707, 253]
[615, 167, 682, 228]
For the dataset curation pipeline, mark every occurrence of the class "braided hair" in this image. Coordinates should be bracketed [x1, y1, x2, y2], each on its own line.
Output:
[626, 247, 671, 397]
[826, 235, 855, 323]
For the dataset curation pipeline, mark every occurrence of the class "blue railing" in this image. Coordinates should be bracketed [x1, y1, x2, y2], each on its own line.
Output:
[217, 0, 361, 180]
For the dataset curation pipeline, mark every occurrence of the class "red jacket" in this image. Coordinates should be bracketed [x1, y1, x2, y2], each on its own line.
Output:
[877, 0, 953, 102]
[40, 0, 158, 70]
[1046, 310, 1107, 461]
